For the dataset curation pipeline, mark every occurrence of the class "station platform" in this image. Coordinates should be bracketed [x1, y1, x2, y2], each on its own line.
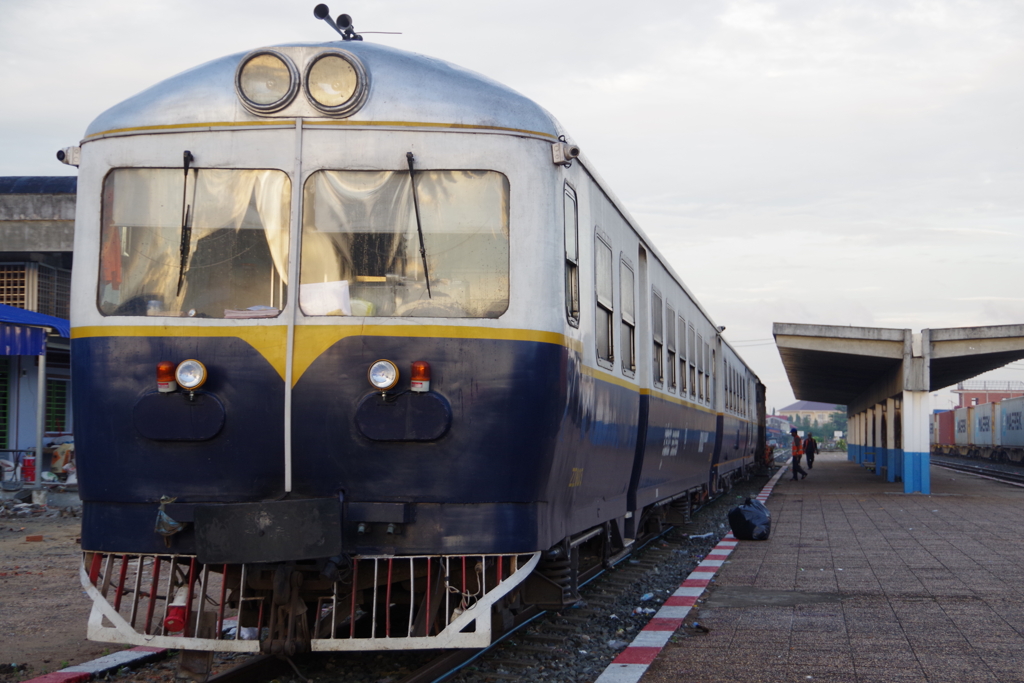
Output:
[641, 451, 1024, 683]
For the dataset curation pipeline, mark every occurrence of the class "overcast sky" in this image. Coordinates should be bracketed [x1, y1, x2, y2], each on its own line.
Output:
[3, 0, 1023, 410]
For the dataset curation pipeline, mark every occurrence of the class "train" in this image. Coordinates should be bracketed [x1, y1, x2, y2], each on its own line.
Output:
[66, 6, 766, 666]
[931, 397, 1024, 463]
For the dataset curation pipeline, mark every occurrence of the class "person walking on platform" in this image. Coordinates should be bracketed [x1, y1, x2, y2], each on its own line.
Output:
[790, 428, 807, 480]
[804, 433, 818, 469]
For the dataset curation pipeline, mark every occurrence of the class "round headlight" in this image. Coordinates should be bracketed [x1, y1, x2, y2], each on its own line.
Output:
[175, 359, 208, 390]
[235, 50, 299, 114]
[367, 359, 399, 391]
[304, 50, 368, 117]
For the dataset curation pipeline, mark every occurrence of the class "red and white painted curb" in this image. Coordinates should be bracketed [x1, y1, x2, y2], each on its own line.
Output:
[21, 647, 167, 683]
[594, 464, 788, 683]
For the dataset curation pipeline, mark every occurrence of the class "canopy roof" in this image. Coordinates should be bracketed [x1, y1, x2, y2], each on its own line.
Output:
[0, 303, 70, 356]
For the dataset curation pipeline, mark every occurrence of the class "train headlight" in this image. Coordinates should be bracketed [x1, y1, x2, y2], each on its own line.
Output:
[304, 50, 369, 117]
[368, 359, 399, 392]
[175, 359, 208, 391]
[235, 50, 299, 114]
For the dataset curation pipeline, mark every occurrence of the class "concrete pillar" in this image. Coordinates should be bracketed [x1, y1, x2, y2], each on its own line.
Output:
[868, 409, 875, 469]
[876, 403, 884, 479]
[885, 397, 897, 482]
[848, 413, 857, 462]
[851, 411, 860, 464]
[893, 398, 904, 483]
[901, 390, 931, 494]
[874, 403, 885, 475]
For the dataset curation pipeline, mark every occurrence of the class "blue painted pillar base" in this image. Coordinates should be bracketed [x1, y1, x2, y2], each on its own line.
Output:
[876, 448, 888, 477]
[903, 451, 930, 494]
[864, 446, 876, 471]
[888, 449, 903, 483]
[848, 447, 855, 462]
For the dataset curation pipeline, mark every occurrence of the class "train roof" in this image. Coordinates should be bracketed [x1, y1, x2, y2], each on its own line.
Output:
[80, 38, 757, 379]
[84, 41, 563, 141]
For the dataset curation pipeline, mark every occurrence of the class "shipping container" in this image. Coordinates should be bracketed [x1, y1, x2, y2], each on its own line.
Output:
[1000, 396, 1024, 448]
[936, 410, 955, 447]
[954, 407, 970, 447]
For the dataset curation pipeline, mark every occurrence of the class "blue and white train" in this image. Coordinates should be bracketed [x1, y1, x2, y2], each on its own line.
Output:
[67, 8, 765, 660]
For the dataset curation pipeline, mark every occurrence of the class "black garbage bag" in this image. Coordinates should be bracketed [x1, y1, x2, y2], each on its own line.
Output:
[727, 498, 771, 540]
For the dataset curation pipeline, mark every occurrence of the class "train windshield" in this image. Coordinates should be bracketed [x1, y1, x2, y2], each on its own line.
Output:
[98, 168, 290, 318]
[301, 170, 509, 318]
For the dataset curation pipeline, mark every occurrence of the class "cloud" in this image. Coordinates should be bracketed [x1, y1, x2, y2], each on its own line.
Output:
[2, 0, 1023, 407]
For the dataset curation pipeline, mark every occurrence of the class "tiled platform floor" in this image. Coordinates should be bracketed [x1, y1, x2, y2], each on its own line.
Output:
[641, 451, 1024, 683]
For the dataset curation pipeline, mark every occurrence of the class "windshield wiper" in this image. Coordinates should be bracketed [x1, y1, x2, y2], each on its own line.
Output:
[176, 150, 195, 297]
[405, 152, 431, 299]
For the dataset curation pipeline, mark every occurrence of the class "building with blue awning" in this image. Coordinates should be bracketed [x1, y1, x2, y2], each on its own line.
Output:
[1, 177, 76, 482]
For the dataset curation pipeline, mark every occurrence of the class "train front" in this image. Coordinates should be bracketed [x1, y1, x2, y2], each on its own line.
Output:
[70, 38, 573, 656]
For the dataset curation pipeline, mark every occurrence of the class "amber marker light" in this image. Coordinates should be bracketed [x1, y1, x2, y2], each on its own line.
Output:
[410, 361, 431, 393]
[157, 361, 176, 393]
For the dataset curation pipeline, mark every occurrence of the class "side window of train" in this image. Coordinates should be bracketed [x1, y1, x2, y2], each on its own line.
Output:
[704, 340, 711, 404]
[725, 360, 730, 411]
[688, 324, 697, 398]
[620, 259, 636, 375]
[651, 289, 664, 385]
[733, 368, 738, 412]
[563, 186, 580, 326]
[666, 304, 676, 392]
[595, 233, 614, 365]
[696, 333, 705, 401]
[678, 315, 686, 395]
[711, 349, 716, 406]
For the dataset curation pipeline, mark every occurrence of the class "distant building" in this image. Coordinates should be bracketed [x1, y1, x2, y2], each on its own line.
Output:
[953, 381, 1024, 408]
[766, 414, 793, 445]
[0, 177, 76, 453]
[779, 400, 845, 426]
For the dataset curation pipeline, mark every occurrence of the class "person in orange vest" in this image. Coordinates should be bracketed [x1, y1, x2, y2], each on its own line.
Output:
[790, 428, 807, 480]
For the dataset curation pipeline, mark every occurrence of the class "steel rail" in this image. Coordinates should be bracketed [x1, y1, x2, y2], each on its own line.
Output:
[932, 457, 1024, 486]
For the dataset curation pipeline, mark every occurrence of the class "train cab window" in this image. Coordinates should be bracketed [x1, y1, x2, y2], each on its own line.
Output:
[564, 186, 580, 325]
[666, 305, 676, 391]
[688, 324, 697, 398]
[620, 260, 636, 374]
[301, 170, 509, 317]
[98, 168, 290, 317]
[595, 235, 614, 363]
[651, 290, 664, 385]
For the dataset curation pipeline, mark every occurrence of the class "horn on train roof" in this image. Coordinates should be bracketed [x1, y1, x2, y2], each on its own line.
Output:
[314, 4, 362, 41]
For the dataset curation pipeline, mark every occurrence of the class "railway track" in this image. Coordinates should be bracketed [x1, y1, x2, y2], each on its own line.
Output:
[91, 471, 774, 683]
[931, 456, 1024, 486]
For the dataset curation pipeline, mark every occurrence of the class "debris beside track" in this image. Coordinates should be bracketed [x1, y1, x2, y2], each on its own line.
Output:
[0, 499, 81, 519]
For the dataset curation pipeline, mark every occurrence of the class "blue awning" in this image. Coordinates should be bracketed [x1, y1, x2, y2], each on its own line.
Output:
[0, 303, 70, 356]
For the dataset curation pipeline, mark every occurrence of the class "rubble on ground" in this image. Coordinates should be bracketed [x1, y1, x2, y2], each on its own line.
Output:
[0, 499, 81, 518]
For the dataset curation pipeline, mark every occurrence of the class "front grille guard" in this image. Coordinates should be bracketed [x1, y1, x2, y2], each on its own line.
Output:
[81, 551, 540, 652]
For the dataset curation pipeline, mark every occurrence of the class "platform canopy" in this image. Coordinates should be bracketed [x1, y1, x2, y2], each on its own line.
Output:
[773, 323, 1024, 414]
[0, 302, 69, 356]
[773, 322, 1024, 494]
